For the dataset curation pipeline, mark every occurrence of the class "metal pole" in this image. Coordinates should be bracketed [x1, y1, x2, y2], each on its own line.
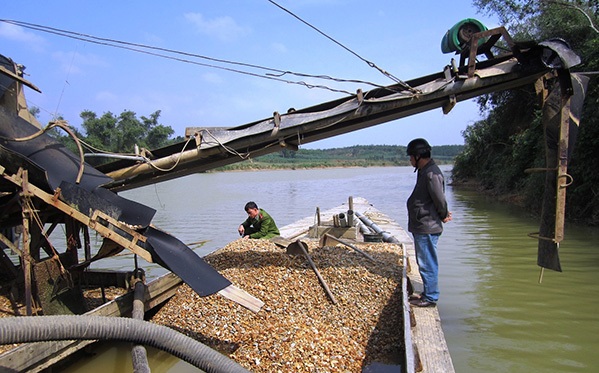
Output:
[130, 269, 150, 373]
[354, 211, 400, 244]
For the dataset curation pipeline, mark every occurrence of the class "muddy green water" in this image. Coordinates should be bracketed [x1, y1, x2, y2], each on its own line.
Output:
[61, 166, 599, 372]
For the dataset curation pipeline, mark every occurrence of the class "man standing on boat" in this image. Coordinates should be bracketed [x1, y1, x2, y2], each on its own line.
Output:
[406, 138, 452, 307]
[238, 201, 280, 239]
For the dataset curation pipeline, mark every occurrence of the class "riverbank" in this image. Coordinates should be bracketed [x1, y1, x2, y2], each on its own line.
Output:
[211, 159, 455, 173]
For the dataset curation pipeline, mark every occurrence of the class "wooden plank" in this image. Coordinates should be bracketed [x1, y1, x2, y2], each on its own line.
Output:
[218, 284, 264, 313]
[402, 237, 455, 373]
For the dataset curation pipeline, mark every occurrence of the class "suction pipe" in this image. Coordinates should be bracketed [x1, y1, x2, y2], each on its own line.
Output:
[0, 315, 250, 373]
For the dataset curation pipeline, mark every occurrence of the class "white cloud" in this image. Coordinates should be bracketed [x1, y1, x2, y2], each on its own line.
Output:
[51, 51, 108, 75]
[95, 90, 118, 103]
[184, 12, 249, 42]
[271, 42, 287, 54]
[0, 22, 45, 50]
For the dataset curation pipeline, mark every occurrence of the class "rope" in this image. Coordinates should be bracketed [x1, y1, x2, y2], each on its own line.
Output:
[0, 120, 86, 184]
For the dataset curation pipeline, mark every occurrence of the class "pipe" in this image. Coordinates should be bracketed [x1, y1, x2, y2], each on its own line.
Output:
[0, 315, 250, 373]
[346, 209, 354, 226]
[84, 153, 147, 161]
[338, 213, 347, 227]
[355, 211, 400, 244]
[131, 270, 150, 373]
[357, 221, 374, 235]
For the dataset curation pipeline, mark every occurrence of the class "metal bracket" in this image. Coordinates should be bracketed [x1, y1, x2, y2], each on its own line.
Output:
[459, 26, 515, 78]
[356, 89, 364, 104]
[272, 111, 281, 136]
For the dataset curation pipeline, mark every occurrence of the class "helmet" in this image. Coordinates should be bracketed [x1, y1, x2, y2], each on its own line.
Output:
[406, 138, 431, 157]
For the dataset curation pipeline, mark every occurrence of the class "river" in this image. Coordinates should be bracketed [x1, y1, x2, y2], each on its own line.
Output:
[64, 166, 599, 372]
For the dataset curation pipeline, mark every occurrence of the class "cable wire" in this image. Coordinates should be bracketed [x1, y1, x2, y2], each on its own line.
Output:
[266, 0, 419, 93]
[0, 19, 406, 95]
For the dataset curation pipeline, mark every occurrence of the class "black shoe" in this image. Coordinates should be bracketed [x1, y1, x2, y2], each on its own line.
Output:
[410, 298, 436, 307]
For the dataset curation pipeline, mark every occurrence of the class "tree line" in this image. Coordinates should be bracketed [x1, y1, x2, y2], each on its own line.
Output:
[49, 109, 183, 165]
[216, 144, 463, 171]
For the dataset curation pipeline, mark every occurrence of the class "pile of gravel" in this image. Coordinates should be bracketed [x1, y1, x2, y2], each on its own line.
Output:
[151, 237, 404, 372]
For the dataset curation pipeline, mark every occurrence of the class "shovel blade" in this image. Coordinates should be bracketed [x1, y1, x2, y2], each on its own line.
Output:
[286, 241, 305, 255]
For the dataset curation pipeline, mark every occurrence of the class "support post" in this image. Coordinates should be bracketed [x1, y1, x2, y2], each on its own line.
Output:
[20, 170, 33, 316]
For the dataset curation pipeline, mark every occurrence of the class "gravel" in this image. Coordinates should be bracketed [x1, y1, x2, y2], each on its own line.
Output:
[151, 237, 405, 372]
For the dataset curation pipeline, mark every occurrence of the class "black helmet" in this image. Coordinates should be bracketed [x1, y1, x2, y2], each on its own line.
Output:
[406, 138, 431, 158]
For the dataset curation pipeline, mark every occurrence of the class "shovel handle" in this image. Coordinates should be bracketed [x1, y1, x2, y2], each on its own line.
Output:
[295, 240, 337, 305]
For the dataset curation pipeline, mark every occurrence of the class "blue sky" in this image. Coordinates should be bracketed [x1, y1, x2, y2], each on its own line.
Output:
[1, 1, 499, 148]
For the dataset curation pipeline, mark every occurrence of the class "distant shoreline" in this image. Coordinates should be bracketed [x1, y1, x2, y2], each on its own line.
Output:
[209, 160, 455, 173]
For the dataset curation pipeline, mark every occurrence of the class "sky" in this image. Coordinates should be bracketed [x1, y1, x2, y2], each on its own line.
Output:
[1, 1, 499, 149]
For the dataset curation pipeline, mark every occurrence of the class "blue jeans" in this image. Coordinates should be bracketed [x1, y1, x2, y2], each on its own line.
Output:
[412, 233, 441, 302]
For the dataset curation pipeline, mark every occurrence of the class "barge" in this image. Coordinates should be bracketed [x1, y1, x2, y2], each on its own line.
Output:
[1, 196, 453, 372]
[148, 196, 454, 372]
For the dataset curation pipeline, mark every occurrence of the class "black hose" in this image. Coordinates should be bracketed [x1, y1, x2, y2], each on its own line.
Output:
[0, 315, 250, 373]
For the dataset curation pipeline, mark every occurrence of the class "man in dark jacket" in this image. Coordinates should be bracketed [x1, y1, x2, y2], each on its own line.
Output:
[406, 138, 452, 307]
[238, 201, 280, 239]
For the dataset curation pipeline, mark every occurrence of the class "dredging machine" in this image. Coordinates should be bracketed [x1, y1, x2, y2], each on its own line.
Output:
[0, 20, 589, 372]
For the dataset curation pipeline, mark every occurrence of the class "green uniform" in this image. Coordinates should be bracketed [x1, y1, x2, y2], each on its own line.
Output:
[241, 208, 280, 239]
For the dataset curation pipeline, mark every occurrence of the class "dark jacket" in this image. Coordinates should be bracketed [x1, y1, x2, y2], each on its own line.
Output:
[241, 208, 280, 239]
[407, 159, 448, 234]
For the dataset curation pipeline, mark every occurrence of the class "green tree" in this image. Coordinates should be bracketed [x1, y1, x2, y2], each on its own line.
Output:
[80, 110, 119, 152]
[455, 0, 599, 224]
[80, 109, 175, 154]
[142, 110, 175, 150]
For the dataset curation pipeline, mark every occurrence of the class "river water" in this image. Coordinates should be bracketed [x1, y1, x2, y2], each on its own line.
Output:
[64, 166, 599, 372]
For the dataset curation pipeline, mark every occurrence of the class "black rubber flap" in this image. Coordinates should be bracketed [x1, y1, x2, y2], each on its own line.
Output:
[59, 181, 155, 228]
[0, 142, 51, 193]
[0, 108, 112, 191]
[143, 226, 231, 296]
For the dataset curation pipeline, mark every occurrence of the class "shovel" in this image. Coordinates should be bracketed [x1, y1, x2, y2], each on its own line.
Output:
[320, 233, 375, 262]
[284, 239, 337, 304]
